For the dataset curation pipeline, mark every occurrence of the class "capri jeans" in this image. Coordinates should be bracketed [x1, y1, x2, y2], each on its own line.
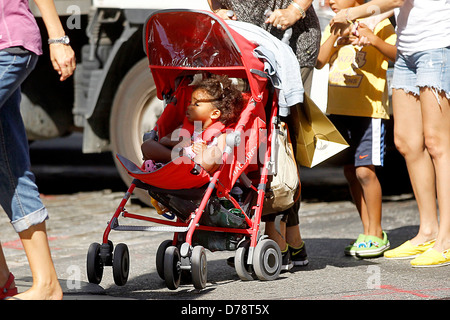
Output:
[0, 50, 48, 233]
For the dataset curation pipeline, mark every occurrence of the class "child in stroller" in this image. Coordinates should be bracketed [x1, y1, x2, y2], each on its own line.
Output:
[141, 75, 244, 174]
[87, 9, 295, 291]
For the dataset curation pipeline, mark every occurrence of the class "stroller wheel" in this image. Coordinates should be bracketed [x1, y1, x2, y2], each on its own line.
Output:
[253, 239, 282, 281]
[87, 243, 104, 284]
[112, 243, 130, 286]
[164, 246, 181, 290]
[191, 246, 207, 290]
[156, 240, 173, 280]
[235, 240, 255, 281]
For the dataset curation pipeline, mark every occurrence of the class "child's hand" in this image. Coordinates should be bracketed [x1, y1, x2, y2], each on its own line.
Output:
[192, 141, 207, 155]
[355, 23, 374, 46]
[337, 35, 359, 46]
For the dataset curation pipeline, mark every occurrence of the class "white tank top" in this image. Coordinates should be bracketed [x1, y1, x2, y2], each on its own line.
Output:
[394, 0, 450, 54]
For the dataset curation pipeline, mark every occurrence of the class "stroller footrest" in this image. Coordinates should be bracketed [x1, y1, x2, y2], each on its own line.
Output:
[112, 225, 190, 233]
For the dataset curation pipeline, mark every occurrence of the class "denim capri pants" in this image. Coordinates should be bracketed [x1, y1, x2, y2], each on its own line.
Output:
[0, 50, 48, 233]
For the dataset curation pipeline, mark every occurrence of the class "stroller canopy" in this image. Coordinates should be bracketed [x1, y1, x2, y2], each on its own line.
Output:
[143, 9, 267, 101]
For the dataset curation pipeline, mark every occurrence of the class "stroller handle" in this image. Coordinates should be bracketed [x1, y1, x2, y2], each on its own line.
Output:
[224, 131, 241, 155]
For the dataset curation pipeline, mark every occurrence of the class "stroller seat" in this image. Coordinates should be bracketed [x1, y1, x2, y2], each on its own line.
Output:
[116, 154, 211, 190]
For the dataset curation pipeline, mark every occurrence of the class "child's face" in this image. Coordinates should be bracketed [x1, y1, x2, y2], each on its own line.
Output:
[186, 88, 221, 126]
[329, 0, 360, 13]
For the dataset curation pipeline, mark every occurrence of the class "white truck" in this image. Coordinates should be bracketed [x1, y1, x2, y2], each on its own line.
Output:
[25, 0, 210, 200]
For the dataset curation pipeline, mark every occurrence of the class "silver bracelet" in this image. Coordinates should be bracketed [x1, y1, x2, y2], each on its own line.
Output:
[290, 1, 306, 19]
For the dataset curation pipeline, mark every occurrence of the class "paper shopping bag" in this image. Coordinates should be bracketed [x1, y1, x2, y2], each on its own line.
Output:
[292, 94, 349, 168]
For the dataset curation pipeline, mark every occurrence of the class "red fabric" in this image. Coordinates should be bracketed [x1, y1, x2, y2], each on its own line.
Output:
[144, 10, 267, 102]
[122, 10, 271, 192]
[117, 154, 210, 190]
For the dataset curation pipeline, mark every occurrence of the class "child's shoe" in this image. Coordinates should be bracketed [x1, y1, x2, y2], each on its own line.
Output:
[150, 197, 169, 216]
[144, 160, 157, 172]
[288, 242, 309, 266]
[384, 239, 435, 259]
[344, 234, 366, 256]
[355, 231, 390, 258]
[281, 246, 293, 271]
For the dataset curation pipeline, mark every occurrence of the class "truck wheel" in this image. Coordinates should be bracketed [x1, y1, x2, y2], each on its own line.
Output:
[110, 58, 164, 206]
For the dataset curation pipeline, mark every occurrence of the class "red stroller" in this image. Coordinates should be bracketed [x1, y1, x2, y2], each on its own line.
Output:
[87, 9, 289, 290]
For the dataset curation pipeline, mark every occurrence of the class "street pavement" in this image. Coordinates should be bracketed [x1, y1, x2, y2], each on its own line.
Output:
[1, 134, 449, 307]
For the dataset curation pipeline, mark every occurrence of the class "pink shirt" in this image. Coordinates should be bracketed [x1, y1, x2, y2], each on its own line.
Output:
[0, 0, 42, 55]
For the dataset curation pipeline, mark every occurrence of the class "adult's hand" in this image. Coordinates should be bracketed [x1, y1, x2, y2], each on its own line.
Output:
[213, 8, 237, 20]
[49, 43, 76, 81]
[265, 7, 301, 31]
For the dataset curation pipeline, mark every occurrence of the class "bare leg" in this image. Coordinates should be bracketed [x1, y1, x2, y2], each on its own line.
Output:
[141, 139, 174, 162]
[344, 165, 370, 235]
[420, 89, 450, 252]
[355, 165, 383, 239]
[392, 89, 439, 244]
[265, 221, 287, 251]
[285, 225, 303, 248]
[12, 222, 63, 300]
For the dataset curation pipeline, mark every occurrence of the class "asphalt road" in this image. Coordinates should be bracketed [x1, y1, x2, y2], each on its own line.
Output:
[1, 133, 449, 310]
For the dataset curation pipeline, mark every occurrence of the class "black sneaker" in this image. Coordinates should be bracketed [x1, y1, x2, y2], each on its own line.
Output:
[281, 249, 293, 271]
[288, 242, 309, 266]
[226, 256, 235, 268]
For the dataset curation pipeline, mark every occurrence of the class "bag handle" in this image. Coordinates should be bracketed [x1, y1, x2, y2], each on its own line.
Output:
[282, 122, 301, 203]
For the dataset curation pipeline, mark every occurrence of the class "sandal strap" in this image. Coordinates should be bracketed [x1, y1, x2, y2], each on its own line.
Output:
[1, 273, 15, 293]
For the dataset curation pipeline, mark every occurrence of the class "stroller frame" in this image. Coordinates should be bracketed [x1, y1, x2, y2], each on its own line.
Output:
[87, 9, 285, 290]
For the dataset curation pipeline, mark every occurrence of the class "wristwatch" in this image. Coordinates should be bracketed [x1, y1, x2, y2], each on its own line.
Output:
[48, 35, 70, 45]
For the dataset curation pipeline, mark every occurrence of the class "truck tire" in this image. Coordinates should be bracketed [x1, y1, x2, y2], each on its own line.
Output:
[110, 58, 164, 206]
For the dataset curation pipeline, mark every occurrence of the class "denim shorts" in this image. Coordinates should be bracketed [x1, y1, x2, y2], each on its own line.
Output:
[392, 46, 450, 99]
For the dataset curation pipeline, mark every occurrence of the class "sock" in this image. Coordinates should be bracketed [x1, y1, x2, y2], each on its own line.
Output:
[288, 241, 304, 252]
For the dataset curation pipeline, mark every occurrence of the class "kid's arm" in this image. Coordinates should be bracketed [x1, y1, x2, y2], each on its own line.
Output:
[159, 135, 181, 148]
[357, 23, 397, 61]
[193, 134, 226, 174]
[332, 0, 403, 24]
[159, 126, 190, 148]
[315, 29, 340, 69]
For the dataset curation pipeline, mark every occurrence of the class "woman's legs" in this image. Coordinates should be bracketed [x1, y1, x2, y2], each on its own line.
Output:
[0, 52, 62, 299]
[420, 89, 450, 252]
[13, 222, 62, 300]
[392, 89, 439, 244]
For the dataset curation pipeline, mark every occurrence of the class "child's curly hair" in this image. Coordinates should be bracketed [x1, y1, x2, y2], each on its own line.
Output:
[195, 75, 244, 126]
